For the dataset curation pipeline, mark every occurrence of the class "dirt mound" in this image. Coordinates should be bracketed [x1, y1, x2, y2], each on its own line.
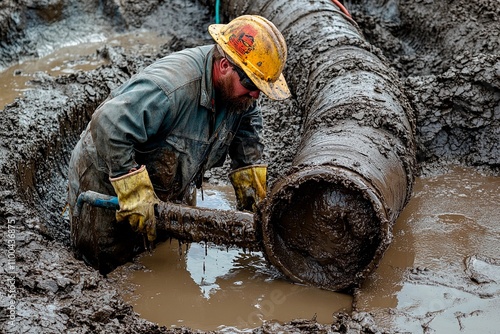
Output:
[347, 0, 500, 168]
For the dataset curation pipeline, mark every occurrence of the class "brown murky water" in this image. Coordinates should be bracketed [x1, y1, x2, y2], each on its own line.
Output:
[0, 30, 165, 111]
[0, 44, 101, 110]
[112, 185, 353, 331]
[112, 168, 499, 332]
[356, 166, 500, 333]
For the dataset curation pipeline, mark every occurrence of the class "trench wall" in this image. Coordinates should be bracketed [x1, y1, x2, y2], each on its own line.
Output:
[344, 0, 500, 168]
[0, 0, 164, 70]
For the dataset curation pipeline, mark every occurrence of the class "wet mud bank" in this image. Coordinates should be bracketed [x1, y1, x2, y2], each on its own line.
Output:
[0, 0, 165, 71]
[0, 0, 499, 333]
[344, 0, 500, 168]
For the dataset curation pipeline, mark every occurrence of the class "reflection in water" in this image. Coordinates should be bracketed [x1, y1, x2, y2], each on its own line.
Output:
[116, 185, 352, 331]
[186, 243, 247, 299]
[116, 168, 499, 332]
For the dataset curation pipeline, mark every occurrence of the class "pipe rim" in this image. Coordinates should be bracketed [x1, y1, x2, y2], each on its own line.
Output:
[260, 165, 391, 291]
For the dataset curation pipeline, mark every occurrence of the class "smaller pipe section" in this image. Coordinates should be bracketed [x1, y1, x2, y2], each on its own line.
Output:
[75, 191, 259, 250]
[74, 190, 119, 217]
[155, 202, 259, 250]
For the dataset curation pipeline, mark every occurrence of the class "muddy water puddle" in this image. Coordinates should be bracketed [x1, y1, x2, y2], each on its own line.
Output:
[111, 185, 353, 331]
[111, 168, 499, 332]
[357, 166, 500, 333]
[0, 30, 166, 110]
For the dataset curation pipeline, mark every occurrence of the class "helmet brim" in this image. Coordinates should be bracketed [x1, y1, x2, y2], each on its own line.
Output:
[250, 72, 291, 101]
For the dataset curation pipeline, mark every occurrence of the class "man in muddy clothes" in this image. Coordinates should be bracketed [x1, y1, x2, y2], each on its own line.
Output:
[67, 15, 291, 275]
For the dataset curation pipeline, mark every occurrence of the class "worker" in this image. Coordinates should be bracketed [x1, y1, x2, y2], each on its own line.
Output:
[67, 15, 291, 275]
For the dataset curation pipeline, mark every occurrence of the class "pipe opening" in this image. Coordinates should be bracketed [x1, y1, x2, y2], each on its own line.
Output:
[262, 168, 389, 291]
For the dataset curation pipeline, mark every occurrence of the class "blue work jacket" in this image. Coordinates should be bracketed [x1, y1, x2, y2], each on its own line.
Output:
[86, 45, 264, 200]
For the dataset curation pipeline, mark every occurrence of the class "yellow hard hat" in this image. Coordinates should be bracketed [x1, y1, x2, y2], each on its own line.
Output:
[209, 15, 291, 100]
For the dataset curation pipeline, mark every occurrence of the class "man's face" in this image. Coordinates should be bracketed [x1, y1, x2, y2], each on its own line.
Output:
[216, 66, 260, 113]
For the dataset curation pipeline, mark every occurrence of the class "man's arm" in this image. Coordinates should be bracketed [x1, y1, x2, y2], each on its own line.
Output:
[89, 76, 174, 241]
[90, 76, 172, 177]
[228, 100, 265, 169]
[228, 101, 267, 212]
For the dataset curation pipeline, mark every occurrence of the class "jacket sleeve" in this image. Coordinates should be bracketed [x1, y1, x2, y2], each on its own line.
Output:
[90, 76, 174, 178]
[228, 100, 265, 169]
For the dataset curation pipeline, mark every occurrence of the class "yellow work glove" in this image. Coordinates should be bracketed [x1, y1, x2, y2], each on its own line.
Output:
[110, 165, 159, 241]
[229, 164, 267, 212]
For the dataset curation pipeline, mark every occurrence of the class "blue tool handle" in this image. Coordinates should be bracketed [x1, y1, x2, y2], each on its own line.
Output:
[74, 190, 119, 217]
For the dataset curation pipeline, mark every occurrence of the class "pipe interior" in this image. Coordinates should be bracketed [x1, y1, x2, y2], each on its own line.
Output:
[265, 178, 383, 290]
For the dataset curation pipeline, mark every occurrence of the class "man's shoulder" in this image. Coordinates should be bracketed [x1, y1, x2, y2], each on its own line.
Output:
[155, 44, 214, 67]
[138, 45, 214, 90]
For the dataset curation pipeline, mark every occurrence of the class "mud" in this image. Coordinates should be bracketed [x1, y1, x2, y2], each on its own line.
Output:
[0, 0, 499, 333]
[345, 0, 500, 167]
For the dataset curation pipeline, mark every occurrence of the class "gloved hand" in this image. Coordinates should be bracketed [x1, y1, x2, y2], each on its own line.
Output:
[229, 164, 267, 212]
[110, 165, 159, 241]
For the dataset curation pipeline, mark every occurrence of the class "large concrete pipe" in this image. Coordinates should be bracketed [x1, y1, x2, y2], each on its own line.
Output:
[209, 0, 417, 291]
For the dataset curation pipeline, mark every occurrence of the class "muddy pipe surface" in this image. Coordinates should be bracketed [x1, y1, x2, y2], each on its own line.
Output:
[210, 0, 417, 291]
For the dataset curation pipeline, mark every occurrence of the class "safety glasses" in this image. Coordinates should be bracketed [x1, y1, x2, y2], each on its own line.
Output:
[231, 63, 259, 92]
[217, 44, 259, 91]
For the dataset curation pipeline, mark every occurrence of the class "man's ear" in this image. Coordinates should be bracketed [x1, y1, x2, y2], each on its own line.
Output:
[218, 58, 232, 75]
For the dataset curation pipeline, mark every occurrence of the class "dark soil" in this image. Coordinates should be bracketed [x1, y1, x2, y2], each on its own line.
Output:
[0, 0, 498, 333]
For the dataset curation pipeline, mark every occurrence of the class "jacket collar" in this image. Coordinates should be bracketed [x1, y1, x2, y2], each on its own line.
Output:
[200, 45, 216, 110]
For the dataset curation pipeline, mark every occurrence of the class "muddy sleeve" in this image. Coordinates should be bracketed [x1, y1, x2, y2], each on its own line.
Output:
[90, 77, 174, 178]
[228, 101, 265, 169]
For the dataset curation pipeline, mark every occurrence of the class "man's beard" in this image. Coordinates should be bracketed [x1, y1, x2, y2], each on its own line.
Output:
[215, 74, 256, 113]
